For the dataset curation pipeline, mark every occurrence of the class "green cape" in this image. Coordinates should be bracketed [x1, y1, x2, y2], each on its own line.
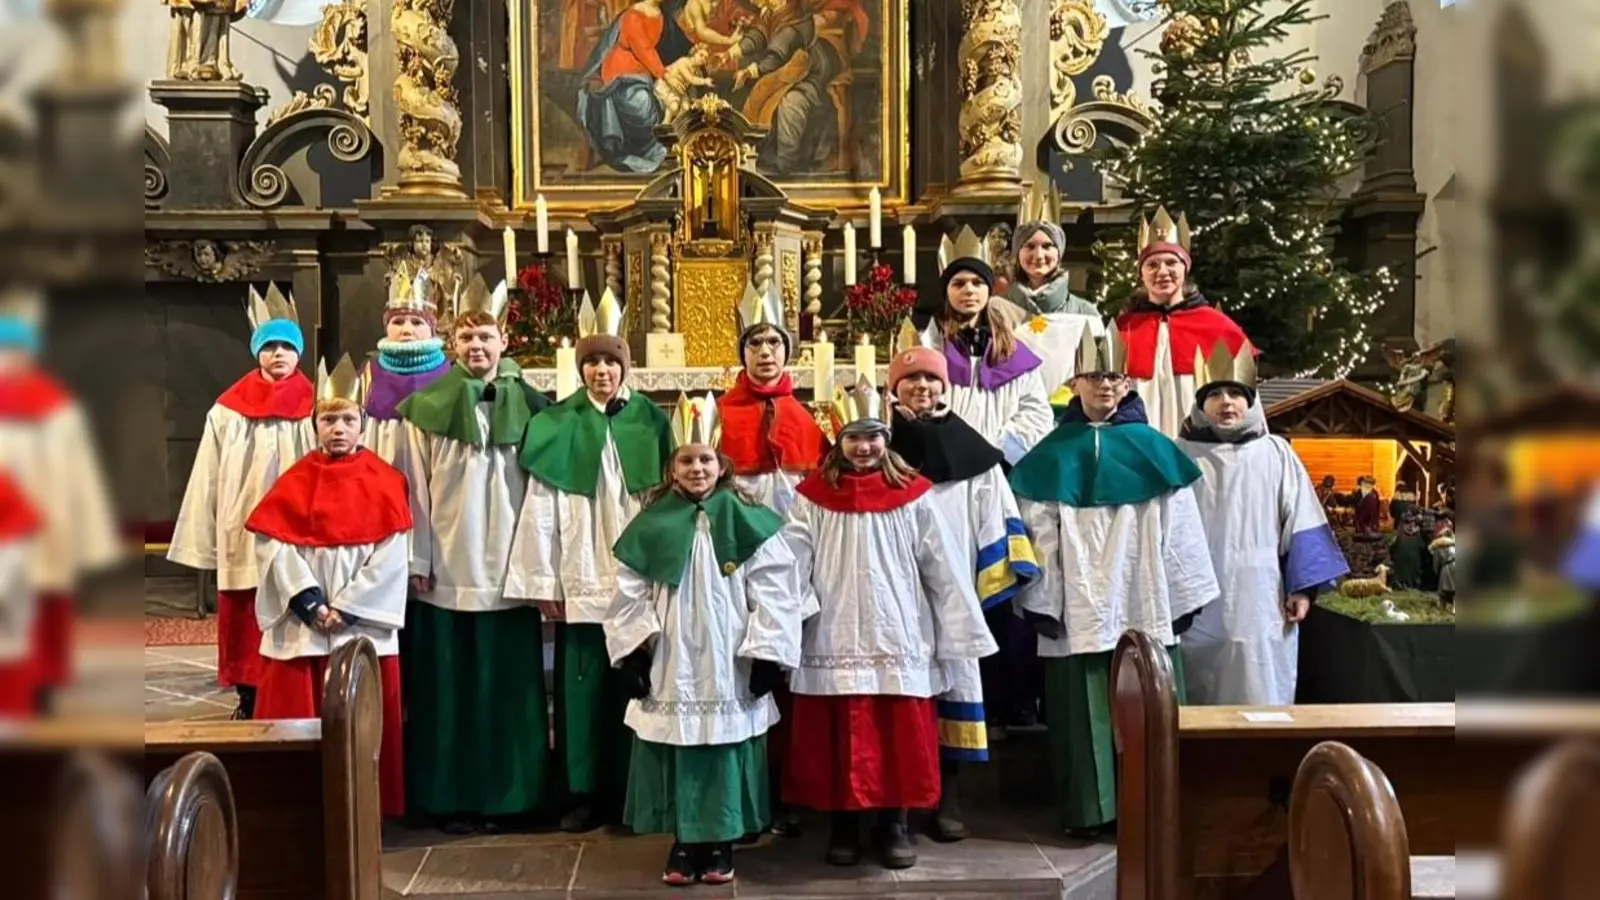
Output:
[397, 360, 548, 446]
[1009, 422, 1201, 508]
[612, 488, 783, 588]
[519, 390, 673, 498]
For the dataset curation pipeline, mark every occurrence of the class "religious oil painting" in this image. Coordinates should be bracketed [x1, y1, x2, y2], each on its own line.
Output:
[510, 0, 909, 209]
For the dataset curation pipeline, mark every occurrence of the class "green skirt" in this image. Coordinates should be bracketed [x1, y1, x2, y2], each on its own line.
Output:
[624, 734, 771, 843]
[403, 603, 551, 817]
[553, 623, 634, 803]
[1042, 644, 1187, 830]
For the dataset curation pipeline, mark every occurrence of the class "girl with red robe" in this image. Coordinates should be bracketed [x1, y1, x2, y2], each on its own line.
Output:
[0, 470, 39, 717]
[245, 355, 409, 818]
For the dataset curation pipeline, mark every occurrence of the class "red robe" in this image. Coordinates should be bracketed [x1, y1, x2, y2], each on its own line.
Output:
[246, 448, 411, 818]
[0, 470, 40, 716]
[1116, 297, 1251, 380]
[719, 372, 830, 476]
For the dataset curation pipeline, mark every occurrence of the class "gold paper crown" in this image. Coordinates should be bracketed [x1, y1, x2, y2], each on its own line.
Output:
[737, 279, 784, 334]
[388, 260, 439, 318]
[1192, 339, 1258, 389]
[456, 274, 510, 320]
[892, 316, 937, 355]
[246, 282, 298, 329]
[1018, 180, 1063, 226]
[1137, 206, 1192, 254]
[578, 287, 624, 338]
[315, 354, 364, 406]
[829, 376, 887, 432]
[938, 225, 988, 273]
[1074, 324, 1126, 375]
[0, 285, 44, 326]
[671, 391, 721, 447]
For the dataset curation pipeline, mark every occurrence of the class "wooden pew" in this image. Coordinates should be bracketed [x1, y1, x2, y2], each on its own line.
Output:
[1499, 738, 1600, 900]
[1286, 741, 1410, 900]
[147, 751, 239, 900]
[143, 637, 385, 900]
[1111, 629, 1182, 900]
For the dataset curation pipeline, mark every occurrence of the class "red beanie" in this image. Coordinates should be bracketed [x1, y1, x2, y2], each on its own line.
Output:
[888, 347, 947, 390]
[1137, 241, 1192, 270]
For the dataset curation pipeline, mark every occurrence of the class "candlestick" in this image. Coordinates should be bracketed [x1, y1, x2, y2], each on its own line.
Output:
[843, 224, 857, 285]
[868, 187, 882, 249]
[565, 228, 580, 287]
[502, 227, 517, 286]
[813, 330, 835, 402]
[535, 194, 550, 254]
[555, 337, 578, 401]
[854, 333, 877, 388]
[901, 225, 917, 285]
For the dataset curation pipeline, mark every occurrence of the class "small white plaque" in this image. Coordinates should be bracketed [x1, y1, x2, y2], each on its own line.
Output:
[1241, 711, 1295, 723]
[645, 332, 686, 368]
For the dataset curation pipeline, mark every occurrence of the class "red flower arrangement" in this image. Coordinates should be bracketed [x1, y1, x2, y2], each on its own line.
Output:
[504, 262, 575, 360]
[845, 263, 918, 346]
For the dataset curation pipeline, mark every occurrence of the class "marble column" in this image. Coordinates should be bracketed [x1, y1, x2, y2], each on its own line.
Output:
[391, 0, 466, 198]
[953, 0, 1024, 197]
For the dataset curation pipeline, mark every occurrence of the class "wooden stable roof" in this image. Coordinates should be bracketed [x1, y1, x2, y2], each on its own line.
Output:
[1266, 378, 1455, 442]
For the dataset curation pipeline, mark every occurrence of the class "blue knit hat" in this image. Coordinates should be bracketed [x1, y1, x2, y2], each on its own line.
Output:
[250, 318, 304, 357]
[0, 315, 39, 354]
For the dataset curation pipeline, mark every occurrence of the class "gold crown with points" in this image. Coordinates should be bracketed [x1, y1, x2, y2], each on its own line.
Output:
[671, 391, 721, 447]
[1137, 206, 1192, 254]
[577, 287, 624, 339]
[315, 354, 364, 406]
[1074, 324, 1126, 376]
[455, 274, 510, 320]
[737, 279, 785, 335]
[0, 285, 44, 326]
[830, 376, 888, 433]
[938, 225, 988, 273]
[1192, 338, 1257, 389]
[246, 282, 297, 329]
[892, 316, 937, 355]
[1018, 180, 1063, 226]
[387, 260, 440, 318]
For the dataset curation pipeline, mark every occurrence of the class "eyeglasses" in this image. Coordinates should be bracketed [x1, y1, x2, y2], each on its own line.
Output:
[1077, 372, 1125, 384]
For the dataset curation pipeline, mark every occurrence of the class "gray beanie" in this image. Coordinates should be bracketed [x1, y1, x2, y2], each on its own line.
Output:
[1012, 221, 1066, 258]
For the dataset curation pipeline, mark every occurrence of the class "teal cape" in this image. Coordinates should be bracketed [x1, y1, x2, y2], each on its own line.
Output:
[1009, 393, 1201, 508]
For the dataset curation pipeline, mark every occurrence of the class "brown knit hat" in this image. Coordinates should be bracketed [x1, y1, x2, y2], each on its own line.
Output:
[888, 346, 947, 390]
[575, 334, 631, 381]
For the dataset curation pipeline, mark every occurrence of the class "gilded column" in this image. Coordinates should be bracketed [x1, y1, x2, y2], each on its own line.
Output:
[753, 231, 775, 297]
[602, 236, 623, 300]
[649, 232, 672, 333]
[392, 0, 465, 197]
[954, 0, 1024, 196]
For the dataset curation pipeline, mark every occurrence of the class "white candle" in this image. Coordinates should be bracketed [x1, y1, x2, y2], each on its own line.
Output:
[843, 224, 857, 285]
[902, 225, 917, 284]
[555, 337, 578, 401]
[813, 330, 834, 403]
[565, 228, 580, 287]
[855, 333, 877, 388]
[535, 194, 550, 254]
[502, 227, 517, 286]
[868, 187, 882, 249]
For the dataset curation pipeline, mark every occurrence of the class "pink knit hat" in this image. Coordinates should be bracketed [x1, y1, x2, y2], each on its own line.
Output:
[888, 346, 948, 389]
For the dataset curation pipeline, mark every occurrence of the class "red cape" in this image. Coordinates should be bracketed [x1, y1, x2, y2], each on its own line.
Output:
[1116, 303, 1250, 380]
[797, 469, 931, 514]
[0, 470, 39, 540]
[217, 369, 314, 421]
[720, 372, 831, 476]
[245, 448, 412, 548]
[0, 367, 70, 421]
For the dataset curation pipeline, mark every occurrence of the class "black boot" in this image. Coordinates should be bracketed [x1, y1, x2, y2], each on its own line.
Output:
[878, 809, 916, 869]
[560, 798, 599, 833]
[926, 760, 967, 842]
[662, 842, 696, 886]
[825, 812, 861, 866]
[700, 842, 736, 884]
[232, 685, 256, 720]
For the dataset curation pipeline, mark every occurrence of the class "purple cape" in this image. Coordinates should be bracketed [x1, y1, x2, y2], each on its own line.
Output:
[942, 339, 1042, 391]
[365, 360, 452, 420]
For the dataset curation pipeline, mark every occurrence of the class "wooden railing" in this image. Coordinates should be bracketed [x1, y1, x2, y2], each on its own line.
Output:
[1287, 741, 1411, 900]
[146, 751, 239, 900]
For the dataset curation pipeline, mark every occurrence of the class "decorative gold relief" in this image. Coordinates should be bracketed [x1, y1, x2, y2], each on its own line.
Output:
[392, 0, 463, 197]
[146, 239, 273, 282]
[625, 248, 645, 338]
[674, 258, 750, 369]
[1049, 1, 1110, 122]
[160, 0, 244, 83]
[781, 250, 801, 334]
[266, 0, 368, 126]
[956, 0, 1024, 193]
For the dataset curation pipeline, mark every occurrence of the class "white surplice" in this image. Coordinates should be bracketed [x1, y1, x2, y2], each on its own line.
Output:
[0, 539, 35, 662]
[394, 404, 526, 612]
[1017, 486, 1219, 657]
[0, 400, 122, 593]
[604, 521, 803, 746]
[254, 532, 408, 659]
[782, 491, 999, 698]
[1177, 433, 1348, 705]
[168, 405, 314, 590]
[733, 470, 805, 517]
[1014, 313, 1107, 398]
[505, 423, 644, 624]
[1129, 321, 1195, 440]
[363, 416, 407, 469]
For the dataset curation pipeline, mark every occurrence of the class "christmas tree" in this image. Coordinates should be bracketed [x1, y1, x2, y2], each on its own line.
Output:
[1093, 0, 1399, 377]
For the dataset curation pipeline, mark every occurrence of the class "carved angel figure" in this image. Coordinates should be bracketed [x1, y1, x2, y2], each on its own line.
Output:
[147, 239, 273, 282]
[164, 0, 249, 82]
[382, 225, 465, 314]
[1385, 339, 1456, 423]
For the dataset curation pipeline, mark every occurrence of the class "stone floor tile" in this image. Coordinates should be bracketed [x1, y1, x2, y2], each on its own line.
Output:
[405, 841, 582, 897]
[889, 836, 1059, 892]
